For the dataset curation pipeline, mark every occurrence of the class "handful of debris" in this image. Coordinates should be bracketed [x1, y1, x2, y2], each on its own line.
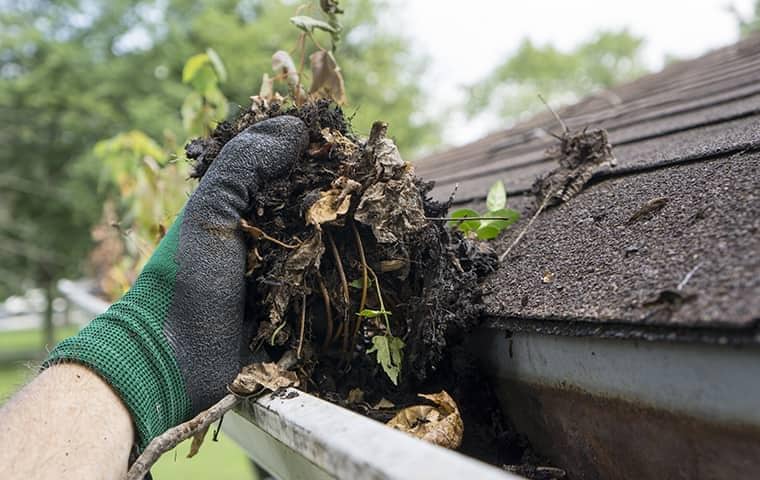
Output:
[187, 98, 496, 397]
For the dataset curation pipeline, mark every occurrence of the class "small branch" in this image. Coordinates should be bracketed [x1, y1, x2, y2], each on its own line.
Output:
[498, 195, 551, 263]
[539, 93, 568, 133]
[350, 222, 369, 352]
[677, 262, 703, 291]
[297, 292, 307, 359]
[326, 230, 350, 304]
[240, 219, 300, 250]
[316, 273, 334, 350]
[125, 394, 240, 480]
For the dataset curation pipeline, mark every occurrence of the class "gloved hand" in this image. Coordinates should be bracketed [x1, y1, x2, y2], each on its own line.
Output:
[46, 116, 308, 450]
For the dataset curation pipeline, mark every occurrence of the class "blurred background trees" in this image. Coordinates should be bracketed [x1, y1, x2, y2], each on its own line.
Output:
[465, 29, 648, 122]
[0, 0, 438, 315]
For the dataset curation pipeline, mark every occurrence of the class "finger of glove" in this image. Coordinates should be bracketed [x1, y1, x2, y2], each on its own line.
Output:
[191, 115, 309, 226]
[165, 116, 307, 413]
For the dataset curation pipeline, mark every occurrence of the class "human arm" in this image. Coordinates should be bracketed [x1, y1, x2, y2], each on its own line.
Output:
[0, 363, 134, 479]
[0, 115, 308, 479]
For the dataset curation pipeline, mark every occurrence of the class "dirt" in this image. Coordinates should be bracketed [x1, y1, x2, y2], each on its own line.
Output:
[185, 98, 563, 479]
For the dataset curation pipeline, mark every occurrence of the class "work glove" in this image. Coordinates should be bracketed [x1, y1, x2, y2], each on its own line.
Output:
[46, 116, 308, 450]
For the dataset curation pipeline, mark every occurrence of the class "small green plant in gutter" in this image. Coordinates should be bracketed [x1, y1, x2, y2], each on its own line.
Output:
[449, 181, 520, 240]
[357, 268, 404, 385]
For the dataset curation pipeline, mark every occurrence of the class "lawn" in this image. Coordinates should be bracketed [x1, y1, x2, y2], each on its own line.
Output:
[0, 327, 256, 480]
[0, 324, 80, 354]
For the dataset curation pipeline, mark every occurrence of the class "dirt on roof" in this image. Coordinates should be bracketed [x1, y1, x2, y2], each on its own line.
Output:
[415, 33, 760, 338]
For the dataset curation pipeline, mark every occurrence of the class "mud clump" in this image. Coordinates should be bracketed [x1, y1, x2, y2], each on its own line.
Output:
[186, 97, 495, 397]
[185, 97, 567, 477]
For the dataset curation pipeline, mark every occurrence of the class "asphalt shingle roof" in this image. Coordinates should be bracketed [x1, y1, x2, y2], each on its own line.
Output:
[415, 34, 760, 339]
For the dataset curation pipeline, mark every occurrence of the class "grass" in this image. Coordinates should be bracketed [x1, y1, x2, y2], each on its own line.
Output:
[0, 324, 80, 354]
[0, 327, 256, 479]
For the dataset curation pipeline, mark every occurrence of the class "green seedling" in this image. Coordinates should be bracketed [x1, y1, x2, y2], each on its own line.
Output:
[359, 268, 404, 385]
[449, 181, 520, 240]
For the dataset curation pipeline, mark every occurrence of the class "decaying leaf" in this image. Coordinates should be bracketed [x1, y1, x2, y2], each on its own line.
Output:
[310, 50, 346, 104]
[272, 50, 304, 97]
[230, 362, 300, 396]
[259, 73, 274, 100]
[187, 426, 209, 458]
[373, 138, 405, 180]
[266, 231, 325, 325]
[355, 174, 428, 244]
[387, 390, 463, 449]
[246, 91, 284, 123]
[373, 398, 395, 409]
[321, 128, 357, 157]
[367, 334, 404, 385]
[306, 189, 351, 226]
[347, 387, 364, 404]
[533, 128, 616, 206]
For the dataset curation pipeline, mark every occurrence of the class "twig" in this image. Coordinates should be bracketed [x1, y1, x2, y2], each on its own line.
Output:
[270, 321, 287, 346]
[326, 230, 350, 304]
[499, 195, 551, 263]
[316, 273, 334, 349]
[326, 229, 351, 352]
[350, 222, 369, 352]
[240, 219, 300, 250]
[125, 394, 240, 480]
[539, 93, 568, 133]
[297, 292, 307, 359]
[677, 262, 703, 291]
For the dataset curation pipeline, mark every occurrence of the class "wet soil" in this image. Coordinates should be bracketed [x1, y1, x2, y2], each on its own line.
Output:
[186, 99, 562, 478]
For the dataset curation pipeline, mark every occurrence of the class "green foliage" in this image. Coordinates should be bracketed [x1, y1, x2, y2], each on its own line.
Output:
[449, 181, 520, 240]
[367, 334, 404, 386]
[290, 15, 339, 34]
[181, 48, 229, 136]
[733, 1, 760, 36]
[0, 0, 437, 300]
[466, 29, 647, 120]
[357, 308, 392, 318]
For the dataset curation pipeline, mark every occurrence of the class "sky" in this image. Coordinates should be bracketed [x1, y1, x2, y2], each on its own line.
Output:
[386, 0, 756, 147]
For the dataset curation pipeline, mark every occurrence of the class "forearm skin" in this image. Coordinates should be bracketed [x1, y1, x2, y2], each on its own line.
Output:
[0, 363, 134, 480]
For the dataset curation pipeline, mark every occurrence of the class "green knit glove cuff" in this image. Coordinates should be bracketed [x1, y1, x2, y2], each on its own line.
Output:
[44, 217, 191, 450]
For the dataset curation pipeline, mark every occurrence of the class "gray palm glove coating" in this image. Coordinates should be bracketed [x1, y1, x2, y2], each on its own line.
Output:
[167, 115, 308, 413]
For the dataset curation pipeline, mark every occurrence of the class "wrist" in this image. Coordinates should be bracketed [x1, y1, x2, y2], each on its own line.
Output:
[45, 297, 192, 449]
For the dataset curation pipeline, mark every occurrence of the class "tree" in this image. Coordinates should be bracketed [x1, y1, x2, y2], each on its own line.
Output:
[0, 0, 438, 343]
[732, 1, 760, 36]
[465, 29, 647, 122]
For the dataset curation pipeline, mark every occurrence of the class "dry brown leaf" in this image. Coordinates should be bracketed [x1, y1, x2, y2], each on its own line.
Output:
[187, 426, 209, 458]
[230, 362, 300, 396]
[267, 231, 324, 325]
[321, 128, 357, 157]
[347, 388, 365, 404]
[355, 173, 427, 244]
[272, 50, 300, 89]
[259, 73, 274, 100]
[386, 390, 463, 449]
[373, 398, 395, 409]
[373, 138, 405, 180]
[306, 189, 351, 226]
[309, 50, 346, 104]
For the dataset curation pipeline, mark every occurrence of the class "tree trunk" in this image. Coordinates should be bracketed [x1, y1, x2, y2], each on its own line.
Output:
[43, 279, 55, 351]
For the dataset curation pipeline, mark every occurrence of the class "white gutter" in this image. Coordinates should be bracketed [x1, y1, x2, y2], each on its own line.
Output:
[469, 328, 760, 426]
[57, 280, 523, 479]
[224, 388, 523, 480]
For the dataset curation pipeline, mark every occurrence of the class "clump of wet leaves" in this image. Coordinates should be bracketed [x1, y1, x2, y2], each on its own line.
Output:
[186, 97, 496, 394]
